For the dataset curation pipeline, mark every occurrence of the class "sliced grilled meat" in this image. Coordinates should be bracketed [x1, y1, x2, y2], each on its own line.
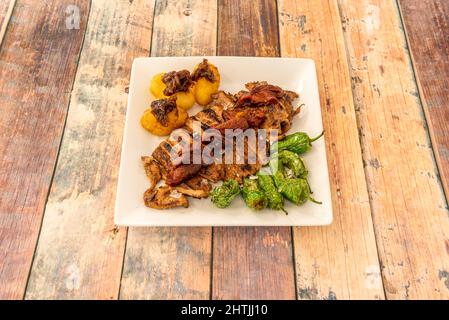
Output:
[194, 107, 223, 127]
[223, 139, 261, 184]
[235, 83, 284, 108]
[141, 156, 162, 192]
[185, 175, 213, 192]
[144, 185, 189, 209]
[166, 163, 203, 186]
[175, 184, 210, 199]
[209, 91, 235, 109]
[198, 162, 225, 182]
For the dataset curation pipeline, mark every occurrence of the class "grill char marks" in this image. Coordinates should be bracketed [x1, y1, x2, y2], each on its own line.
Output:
[148, 82, 299, 188]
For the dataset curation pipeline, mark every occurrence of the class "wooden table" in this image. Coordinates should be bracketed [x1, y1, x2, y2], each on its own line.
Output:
[1, 0, 448, 300]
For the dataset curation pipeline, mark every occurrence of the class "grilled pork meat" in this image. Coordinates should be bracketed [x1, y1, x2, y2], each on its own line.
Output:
[147, 82, 299, 190]
[166, 163, 202, 186]
[237, 81, 300, 136]
[144, 185, 189, 209]
[184, 175, 213, 192]
[198, 160, 225, 182]
[210, 91, 235, 109]
[175, 183, 210, 199]
[235, 84, 284, 108]
[141, 156, 162, 191]
[223, 138, 262, 184]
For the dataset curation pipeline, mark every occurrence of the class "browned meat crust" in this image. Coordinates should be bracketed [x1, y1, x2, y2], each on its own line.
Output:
[198, 162, 225, 183]
[235, 84, 284, 108]
[166, 163, 202, 186]
[185, 175, 213, 192]
[223, 139, 262, 184]
[144, 185, 189, 209]
[145, 82, 299, 198]
[141, 156, 162, 191]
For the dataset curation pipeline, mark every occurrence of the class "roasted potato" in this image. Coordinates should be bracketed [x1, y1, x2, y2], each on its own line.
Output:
[149, 72, 196, 110]
[171, 87, 196, 110]
[149, 72, 165, 98]
[192, 61, 220, 106]
[140, 98, 188, 136]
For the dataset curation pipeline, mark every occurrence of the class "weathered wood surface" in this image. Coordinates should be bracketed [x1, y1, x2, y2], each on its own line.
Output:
[0, 0, 15, 44]
[398, 0, 449, 200]
[0, 0, 89, 300]
[119, 0, 217, 300]
[25, 0, 154, 299]
[338, 0, 449, 299]
[0, 0, 447, 301]
[278, 0, 384, 299]
[212, 0, 296, 300]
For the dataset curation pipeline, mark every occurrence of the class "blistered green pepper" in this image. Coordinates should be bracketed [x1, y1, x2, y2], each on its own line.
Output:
[274, 131, 324, 155]
[269, 152, 306, 178]
[256, 173, 284, 211]
[271, 165, 321, 205]
[211, 179, 240, 208]
[279, 150, 308, 178]
[242, 178, 267, 210]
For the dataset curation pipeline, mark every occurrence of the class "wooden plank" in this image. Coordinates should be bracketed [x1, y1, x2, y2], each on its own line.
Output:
[25, 0, 154, 299]
[212, 0, 296, 300]
[337, 0, 449, 299]
[0, 0, 89, 300]
[278, 0, 384, 299]
[119, 0, 217, 300]
[0, 0, 16, 44]
[398, 0, 449, 200]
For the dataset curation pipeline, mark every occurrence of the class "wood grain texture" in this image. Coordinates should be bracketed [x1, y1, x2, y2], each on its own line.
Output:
[0, 0, 16, 45]
[0, 0, 89, 300]
[278, 0, 384, 299]
[119, 0, 217, 300]
[398, 0, 449, 200]
[212, 0, 296, 300]
[338, 0, 449, 299]
[25, 0, 154, 299]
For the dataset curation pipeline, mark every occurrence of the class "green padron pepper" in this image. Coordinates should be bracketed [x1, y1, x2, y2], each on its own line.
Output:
[242, 178, 267, 210]
[271, 163, 321, 205]
[274, 131, 324, 155]
[269, 151, 307, 178]
[278, 150, 308, 178]
[256, 173, 284, 211]
[211, 179, 240, 208]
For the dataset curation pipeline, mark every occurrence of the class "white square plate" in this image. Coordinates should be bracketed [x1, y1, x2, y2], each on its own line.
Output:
[115, 56, 332, 226]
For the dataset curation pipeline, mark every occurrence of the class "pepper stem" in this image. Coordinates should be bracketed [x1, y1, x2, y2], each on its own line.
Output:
[281, 208, 289, 215]
[310, 131, 324, 143]
[308, 196, 322, 205]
